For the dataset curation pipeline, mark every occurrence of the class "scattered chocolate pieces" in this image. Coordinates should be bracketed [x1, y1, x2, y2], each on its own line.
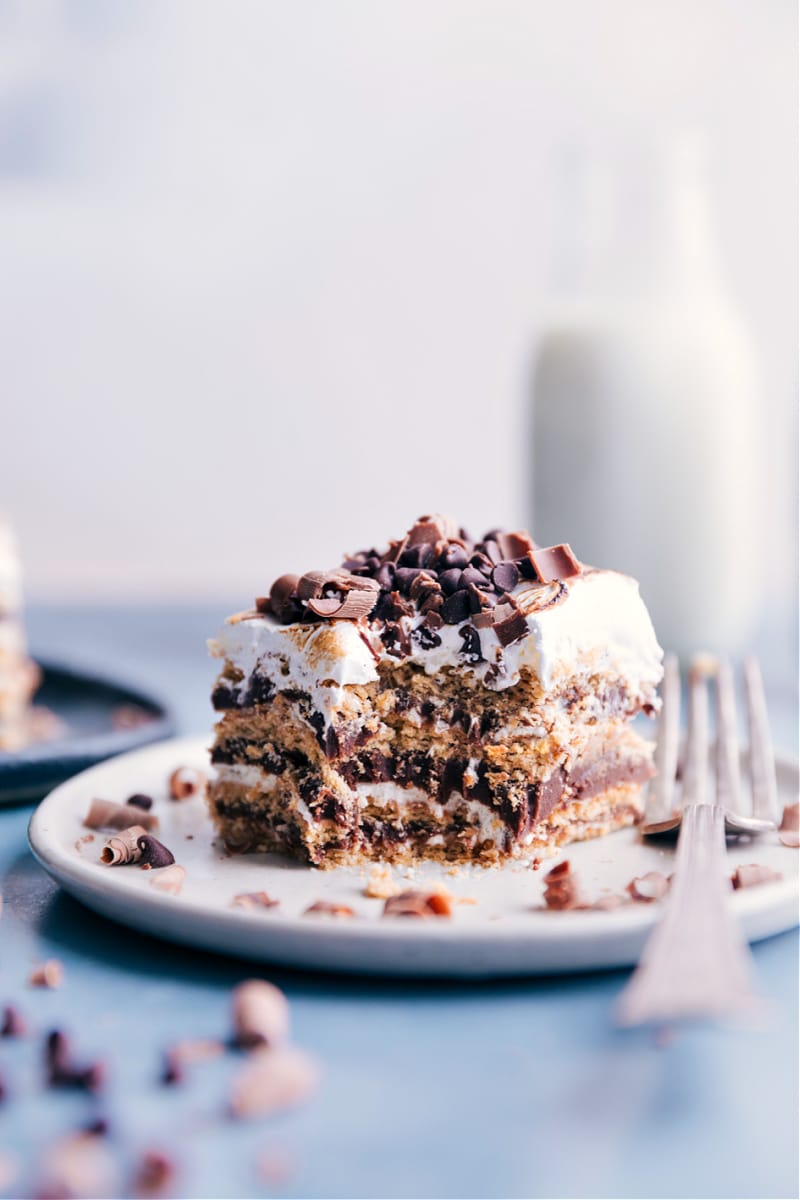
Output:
[132, 1150, 175, 1197]
[1, 1005, 26, 1038]
[229, 1046, 319, 1119]
[303, 901, 356, 918]
[84, 798, 158, 832]
[29, 959, 64, 989]
[137, 835, 176, 869]
[168, 766, 206, 800]
[46, 1029, 105, 1092]
[627, 872, 672, 903]
[542, 861, 583, 911]
[232, 891, 280, 910]
[100, 824, 148, 866]
[731, 864, 783, 890]
[383, 889, 453, 918]
[148, 864, 185, 894]
[232, 980, 290, 1050]
[779, 802, 799, 848]
[127, 793, 154, 811]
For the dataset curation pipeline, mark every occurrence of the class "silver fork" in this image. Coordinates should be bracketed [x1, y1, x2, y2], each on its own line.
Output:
[616, 653, 779, 1026]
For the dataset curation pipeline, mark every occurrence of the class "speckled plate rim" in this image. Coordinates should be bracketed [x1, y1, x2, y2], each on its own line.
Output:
[27, 735, 799, 979]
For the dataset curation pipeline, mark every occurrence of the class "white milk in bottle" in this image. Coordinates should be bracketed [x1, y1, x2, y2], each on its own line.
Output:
[531, 138, 764, 658]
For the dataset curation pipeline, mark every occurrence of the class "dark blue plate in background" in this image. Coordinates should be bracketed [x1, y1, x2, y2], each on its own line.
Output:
[0, 661, 174, 804]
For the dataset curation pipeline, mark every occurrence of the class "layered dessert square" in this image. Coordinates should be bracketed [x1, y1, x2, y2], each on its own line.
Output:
[0, 517, 41, 750]
[208, 515, 663, 867]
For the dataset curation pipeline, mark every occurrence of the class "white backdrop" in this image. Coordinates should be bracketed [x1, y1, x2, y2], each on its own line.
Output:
[0, 0, 796, 608]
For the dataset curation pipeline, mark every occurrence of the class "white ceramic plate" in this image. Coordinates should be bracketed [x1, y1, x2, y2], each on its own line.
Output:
[28, 735, 799, 979]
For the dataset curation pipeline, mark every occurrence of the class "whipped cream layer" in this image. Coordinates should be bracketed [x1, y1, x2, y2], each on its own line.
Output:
[210, 568, 662, 723]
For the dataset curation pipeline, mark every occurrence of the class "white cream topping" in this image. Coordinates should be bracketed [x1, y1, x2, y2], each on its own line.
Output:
[210, 569, 662, 715]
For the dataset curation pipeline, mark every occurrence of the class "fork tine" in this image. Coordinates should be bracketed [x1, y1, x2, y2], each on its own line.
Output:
[715, 659, 741, 811]
[683, 656, 711, 806]
[743, 657, 778, 823]
[647, 654, 680, 824]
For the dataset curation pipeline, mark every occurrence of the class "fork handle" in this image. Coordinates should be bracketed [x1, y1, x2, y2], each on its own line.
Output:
[617, 803, 761, 1025]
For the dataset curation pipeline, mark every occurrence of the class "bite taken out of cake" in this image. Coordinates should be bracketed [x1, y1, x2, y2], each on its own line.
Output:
[207, 515, 663, 868]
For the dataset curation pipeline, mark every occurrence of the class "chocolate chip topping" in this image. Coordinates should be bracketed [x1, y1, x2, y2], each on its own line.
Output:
[255, 517, 578, 664]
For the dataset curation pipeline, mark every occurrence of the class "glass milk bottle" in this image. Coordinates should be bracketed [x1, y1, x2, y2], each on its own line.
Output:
[531, 138, 764, 659]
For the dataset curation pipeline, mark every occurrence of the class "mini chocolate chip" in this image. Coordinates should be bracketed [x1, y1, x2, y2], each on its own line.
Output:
[438, 544, 468, 570]
[469, 552, 493, 574]
[441, 589, 472, 624]
[458, 625, 484, 662]
[491, 561, 520, 591]
[439, 568, 463, 595]
[466, 583, 490, 613]
[137, 835, 176, 869]
[375, 563, 395, 589]
[126, 793, 154, 811]
[459, 567, 492, 590]
[481, 539, 503, 564]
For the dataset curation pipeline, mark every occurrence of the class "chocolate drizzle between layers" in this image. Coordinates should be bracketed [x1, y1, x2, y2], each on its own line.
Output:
[251, 514, 582, 664]
[213, 736, 654, 837]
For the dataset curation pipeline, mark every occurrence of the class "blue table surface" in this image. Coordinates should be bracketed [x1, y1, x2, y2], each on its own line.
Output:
[1, 606, 797, 1200]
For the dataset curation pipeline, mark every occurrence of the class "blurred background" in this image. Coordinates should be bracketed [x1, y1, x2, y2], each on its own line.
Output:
[0, 1, 796, 678]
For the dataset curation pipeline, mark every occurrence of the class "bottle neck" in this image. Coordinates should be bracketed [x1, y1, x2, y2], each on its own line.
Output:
[548, 137, 724, 304]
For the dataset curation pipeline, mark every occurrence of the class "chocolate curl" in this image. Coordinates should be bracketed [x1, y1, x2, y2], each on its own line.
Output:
[297, 571, 327, 600]
[137, 835, 176, 869]
[148, 865, 185, 895]
[306, 589, 378, 619]
[168, 766, 206, 800]
[229, 1046, 319, 1119]
[231, 980, 290, 1050]
[263, 573, 300, 619]
[100, 825, 148, 866]
[383, 890, 453, 918]
[84, 799, 158, 833]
